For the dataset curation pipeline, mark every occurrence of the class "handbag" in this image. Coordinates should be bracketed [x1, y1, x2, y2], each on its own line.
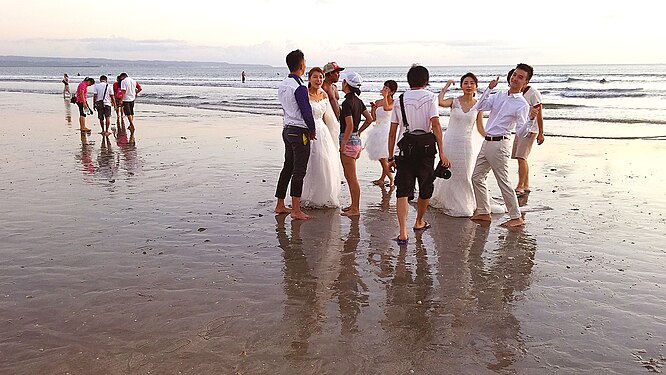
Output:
[94, 83, 109, 110]
[70, 94, 77, 104]
[396, 94, 436, 158]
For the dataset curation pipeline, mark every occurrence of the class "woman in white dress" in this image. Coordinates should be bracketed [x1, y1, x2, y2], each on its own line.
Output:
[361, 80, 397, 187]
[430, 73, 486, 217]
[300, 67, 341, 208]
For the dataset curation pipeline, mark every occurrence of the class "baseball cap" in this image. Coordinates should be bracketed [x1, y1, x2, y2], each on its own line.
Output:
[323, 62, 344, 74]
[342, 71, 362, 88]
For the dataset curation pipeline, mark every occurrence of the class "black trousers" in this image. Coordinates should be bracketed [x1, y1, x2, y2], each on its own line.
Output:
[275, 126, 311, 199]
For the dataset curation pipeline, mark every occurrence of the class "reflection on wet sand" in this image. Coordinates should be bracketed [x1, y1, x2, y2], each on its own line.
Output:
[277, 209, 342, 364]
[76, 132, 95, 174]
[332, 216, 369, 335]
[274, 190, 538, 372]
[64, 99, 72, 126]
[430, 215, 537, 372]
[381, 233, 434, 348]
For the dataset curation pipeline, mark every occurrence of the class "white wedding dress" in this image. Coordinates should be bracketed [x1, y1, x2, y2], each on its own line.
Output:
[431, 97, 481, 217]
[363, 106, 391, 160]
[301, 97, 341, 208]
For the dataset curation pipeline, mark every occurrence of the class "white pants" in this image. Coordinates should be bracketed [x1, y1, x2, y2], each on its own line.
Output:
[472, 139, 521, 219]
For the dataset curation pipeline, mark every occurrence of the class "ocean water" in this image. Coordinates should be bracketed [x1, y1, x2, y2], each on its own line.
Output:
[1, 61, 665, 139]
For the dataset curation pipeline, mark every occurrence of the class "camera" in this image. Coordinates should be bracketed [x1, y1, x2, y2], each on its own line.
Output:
[434, 161, 451, 179]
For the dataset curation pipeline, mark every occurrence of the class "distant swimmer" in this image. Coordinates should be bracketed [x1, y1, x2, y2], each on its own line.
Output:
[600, 78, 607, 83]
[242, 70, 246, 83]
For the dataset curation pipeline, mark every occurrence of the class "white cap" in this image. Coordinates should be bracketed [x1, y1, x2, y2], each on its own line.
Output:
[342, 71, 362, 88]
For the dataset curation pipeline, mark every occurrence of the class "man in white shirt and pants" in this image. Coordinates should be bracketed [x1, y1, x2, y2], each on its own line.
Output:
[471, 63, 535, 227]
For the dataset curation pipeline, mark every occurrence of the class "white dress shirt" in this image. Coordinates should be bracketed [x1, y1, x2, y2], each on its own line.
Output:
[476, 88, 531, 137]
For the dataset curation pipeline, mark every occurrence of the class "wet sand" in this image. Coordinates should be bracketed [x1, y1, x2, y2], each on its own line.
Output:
[0, 92, 665, 374]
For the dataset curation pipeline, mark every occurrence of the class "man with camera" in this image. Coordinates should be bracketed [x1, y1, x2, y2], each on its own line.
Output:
[93, 75, 115, 136]
[388, 65, 450, 245]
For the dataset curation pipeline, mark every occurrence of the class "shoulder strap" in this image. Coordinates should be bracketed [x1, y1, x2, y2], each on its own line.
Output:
[399, 94, 409, 132]
[102, 83, 108, 99]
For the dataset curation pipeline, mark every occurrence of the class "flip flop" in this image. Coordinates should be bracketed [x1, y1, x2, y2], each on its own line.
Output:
[413, 222, 431, 231]
[393, 236, 408, 246]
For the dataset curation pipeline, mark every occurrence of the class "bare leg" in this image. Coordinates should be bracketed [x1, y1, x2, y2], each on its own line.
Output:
[381, 158, 394, 186]
[414, 197, 429, 229]
[516, 158, 530, 193]
[290, 197, 311, 220]
[275, 198, 292, 214]
[341, 155, 361, 216]
[396, 197, 409, 241]
[127, 115, 135, 135]
[79, 115, 90, 132]
[372, 160, 387, 185]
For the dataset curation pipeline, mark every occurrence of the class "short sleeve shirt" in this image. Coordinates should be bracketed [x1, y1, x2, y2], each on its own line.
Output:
[121, 77, 138, 102]
[76, 81, 88, 103]
[523, 86, 542, 133]
[339, 93, 367, 135]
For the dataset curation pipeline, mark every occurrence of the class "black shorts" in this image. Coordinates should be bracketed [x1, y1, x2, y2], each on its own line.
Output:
[123, 101, 135, 116]
[76, 102, 86, 117]
[394, 154, 436, 200]
[95, 102, 112, 119]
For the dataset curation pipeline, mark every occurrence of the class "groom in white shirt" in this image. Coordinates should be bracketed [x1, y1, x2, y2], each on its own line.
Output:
[470, 63, 535, 227]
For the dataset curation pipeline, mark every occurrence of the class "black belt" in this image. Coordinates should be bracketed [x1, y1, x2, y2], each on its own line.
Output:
[485, 135, 509, 141]
[285, 125, 307, 131]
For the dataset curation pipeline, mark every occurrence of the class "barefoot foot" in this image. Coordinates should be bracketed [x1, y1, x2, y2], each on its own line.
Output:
[341, 209, 360, 217]
[501, 217, 524, 227]
[470, 213, 492, 222]
[274, 206, 292, 215]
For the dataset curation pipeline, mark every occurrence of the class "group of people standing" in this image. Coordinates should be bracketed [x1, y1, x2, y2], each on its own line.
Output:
[273, 50, 544, 243]
[63, 73, 142, 140]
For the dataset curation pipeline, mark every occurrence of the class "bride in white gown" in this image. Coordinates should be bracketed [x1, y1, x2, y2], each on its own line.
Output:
[430, 74, 486, 217]
[301, 67, 341, 208]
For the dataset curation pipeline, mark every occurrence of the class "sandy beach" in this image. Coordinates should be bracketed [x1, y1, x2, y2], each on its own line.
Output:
[0, 92, 664, 374]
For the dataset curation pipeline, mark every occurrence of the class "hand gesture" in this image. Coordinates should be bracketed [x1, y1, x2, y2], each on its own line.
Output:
[488, 76, 499, 90]
[443, 79, 455, 90]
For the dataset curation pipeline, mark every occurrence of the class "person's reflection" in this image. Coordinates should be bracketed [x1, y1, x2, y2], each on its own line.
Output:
[64, 100, 72, 126]
[380, 231, 434, 349]
[468, 225, 537, 373]
[365, 184, 396, 279]
[276, 214, 320, 360]
[332, 216, 368, 335]
[97, 135, 117, 182]
[76, 132, 95, 174]
[113, 125, 140, 175]
[517, 191, 530, 207]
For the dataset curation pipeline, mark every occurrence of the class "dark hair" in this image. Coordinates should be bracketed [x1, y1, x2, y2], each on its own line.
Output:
[460, 72, 478, 86]
[515, 63, 533, 81]
[344, 81, 361, 96]
[506, 68, 515, 84]
[286, 49, 304, 72]
[384, 80, 398, 95]
[407, 65, 429, 88]
[308, 67, 324, 79]
[99, 75, 107, 82]
[116, 75, 122, 83]
[119, 72, 128, 80]
[85, 77, 95, 84]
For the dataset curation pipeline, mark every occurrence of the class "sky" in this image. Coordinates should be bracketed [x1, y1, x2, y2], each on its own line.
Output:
[3, 0, 664, 67]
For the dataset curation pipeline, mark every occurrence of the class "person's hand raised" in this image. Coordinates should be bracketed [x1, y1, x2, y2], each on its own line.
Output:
[488, 76, 499, 90]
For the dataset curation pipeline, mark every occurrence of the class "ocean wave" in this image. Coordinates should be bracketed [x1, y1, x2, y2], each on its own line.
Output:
[561, 91, 646, 98]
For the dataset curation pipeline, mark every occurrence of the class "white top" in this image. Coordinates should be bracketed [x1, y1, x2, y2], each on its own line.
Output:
[391, 88, 438, 134]
[121, 77, 138, 102]
[277, 75, 309, 129]
[475, 88, 531, 138]
[523, 86, 542, 134]
[93, 82, 113, 106]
